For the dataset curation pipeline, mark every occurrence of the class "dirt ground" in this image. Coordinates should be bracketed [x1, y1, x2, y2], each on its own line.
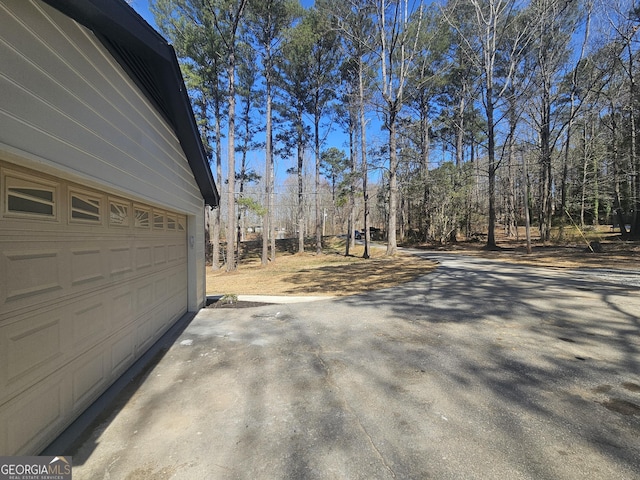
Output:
[206, 229, 640, 298]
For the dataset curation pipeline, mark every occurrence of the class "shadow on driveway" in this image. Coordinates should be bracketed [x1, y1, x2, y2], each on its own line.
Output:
[56, 253, 640, 479]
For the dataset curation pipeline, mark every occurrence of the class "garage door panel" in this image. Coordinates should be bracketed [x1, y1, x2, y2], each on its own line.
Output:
[168, 270, 183, 295]
[135, 245, 153, 270]
[1, 237, 163, 316]
[3, 248, 63, 303]
[135, 314, 155, 355]
[168, 243, 180, 263]
[0, 311, 71, 406]
[111, 329, 135, 375]
[153, 303, 173, 333]
[3, 316, 63, 385]
[71, 247, 105, 286]
[0, 276, 184, 415]
[136, 280, 154, 312]
[71, 299, 107, 347]
[153, 244, 167, 265]
[72, 349, 106, 409]
[109, 245, 133, 276]
[1, 373, 66, 456]
[112, 288, 134, 327]
[154, 277, 167, 302]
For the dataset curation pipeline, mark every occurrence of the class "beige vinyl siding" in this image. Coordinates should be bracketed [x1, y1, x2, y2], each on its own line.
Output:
[0, 0, 201, 214]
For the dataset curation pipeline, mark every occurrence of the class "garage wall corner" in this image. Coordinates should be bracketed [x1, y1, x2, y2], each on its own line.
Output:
[187, 209, 206, 312]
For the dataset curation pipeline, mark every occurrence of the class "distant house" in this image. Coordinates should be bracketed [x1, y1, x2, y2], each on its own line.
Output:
[0, 0, 218, 454]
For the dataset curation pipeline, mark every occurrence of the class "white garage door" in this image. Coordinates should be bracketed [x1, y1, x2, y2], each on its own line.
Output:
[0, 161, 188, 455]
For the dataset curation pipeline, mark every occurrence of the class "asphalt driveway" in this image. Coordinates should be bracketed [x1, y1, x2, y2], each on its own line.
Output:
[64, 252, 640, 479]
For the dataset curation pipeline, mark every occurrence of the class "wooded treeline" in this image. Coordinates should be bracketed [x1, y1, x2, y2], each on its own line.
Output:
[151, 0, 640, 269]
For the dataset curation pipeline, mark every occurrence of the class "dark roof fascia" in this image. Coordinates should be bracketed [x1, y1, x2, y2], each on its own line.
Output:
[40, 0, 219, 207]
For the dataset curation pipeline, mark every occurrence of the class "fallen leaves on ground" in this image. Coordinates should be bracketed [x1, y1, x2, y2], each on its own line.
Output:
[206, 245, 437, 297]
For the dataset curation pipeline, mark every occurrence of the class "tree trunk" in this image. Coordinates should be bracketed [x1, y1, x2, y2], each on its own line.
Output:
[262, 63, 273, 265]
[315, 111, 322, 255]
[560, 96, 576, 237]
[506, 101, 517, 238]
[237, 90, 252, 249]
[456, 94, 465, 168]
[399, 195, 406, 243]
[386, 106, 398, 256]
[297, 138, 305, 253]
[359, 58, 370, 259]
[539, 83, 553, 243]
[486, 88, 497, 249]
[346, 115, 356, 256]
[611, 108, 629, 238]
[523, 153, 532, 254]
[212, 97, 223, 270]
[420, 97, 430, 242]
[226, 57, 237, 271]
[580, 124, 588, 227]
[506, 133, 516, 238]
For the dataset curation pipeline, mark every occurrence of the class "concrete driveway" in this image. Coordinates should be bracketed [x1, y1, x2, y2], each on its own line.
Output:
[64, 252, 640, 479]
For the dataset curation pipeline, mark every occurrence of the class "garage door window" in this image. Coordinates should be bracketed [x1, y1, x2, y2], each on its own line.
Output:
[110, 200, 130, 226]
[153, 211, 165, 230]
[4, 173, 57, 219]
[134, 206, 150, 228]
[70, 190, 102, 223]
[167, 214, 176, 230]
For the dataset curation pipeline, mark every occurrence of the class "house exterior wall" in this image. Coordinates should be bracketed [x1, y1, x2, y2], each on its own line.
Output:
[0, 0, 208, 454]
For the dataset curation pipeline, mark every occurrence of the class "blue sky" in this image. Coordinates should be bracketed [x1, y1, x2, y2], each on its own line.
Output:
[129, 0, 157, 28]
